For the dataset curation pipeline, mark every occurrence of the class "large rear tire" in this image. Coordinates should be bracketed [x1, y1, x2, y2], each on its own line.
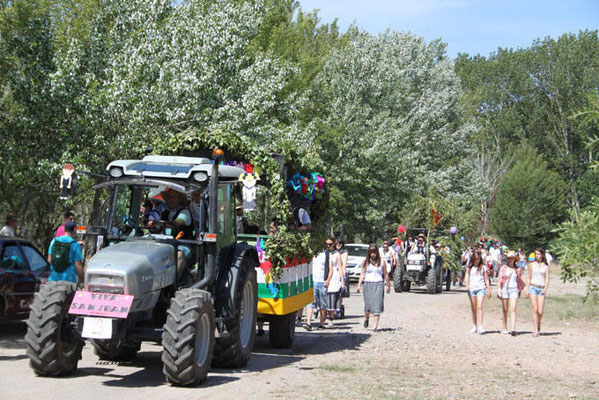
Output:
[393, 267, 403, 293]
[426, 267, 437, 294]
[162, 288, 215, 386]
[402, 280, 411, 292]
[445, 270, 452, 292]
[25, 281, 83, 376]
[269, 311, 296, 349]
[92, 339, 140, 361]
[212, 260, 257, 368]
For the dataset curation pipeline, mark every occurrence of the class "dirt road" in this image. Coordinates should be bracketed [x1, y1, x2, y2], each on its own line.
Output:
[1, 277, 597, 399]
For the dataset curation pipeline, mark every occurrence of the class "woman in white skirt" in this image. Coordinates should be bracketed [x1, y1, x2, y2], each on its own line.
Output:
[357, 243, 391, 331]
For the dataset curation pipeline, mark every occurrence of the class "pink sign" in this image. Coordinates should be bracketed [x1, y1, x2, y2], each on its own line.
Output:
[69, 291, 134, 319]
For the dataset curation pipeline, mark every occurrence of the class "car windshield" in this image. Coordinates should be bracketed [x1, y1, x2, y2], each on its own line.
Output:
[345, 245, 368, 257]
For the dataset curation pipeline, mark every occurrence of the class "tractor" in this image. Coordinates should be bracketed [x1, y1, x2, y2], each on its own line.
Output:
[25, 151, 311, 386]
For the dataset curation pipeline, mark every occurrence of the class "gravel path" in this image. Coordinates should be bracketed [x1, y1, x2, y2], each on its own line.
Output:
[0, 276, 597, 399]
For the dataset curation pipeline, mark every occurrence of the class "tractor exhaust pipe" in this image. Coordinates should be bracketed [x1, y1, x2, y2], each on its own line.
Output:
[194, 149, 223, 290]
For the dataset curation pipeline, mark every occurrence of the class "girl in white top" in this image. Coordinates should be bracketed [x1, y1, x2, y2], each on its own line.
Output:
[464, 250, 491, 334]
[326, 247, 344, 327]
[525, 248, 550, 336]
[336, 240, 349, 315]
[357, 244, 391, 331]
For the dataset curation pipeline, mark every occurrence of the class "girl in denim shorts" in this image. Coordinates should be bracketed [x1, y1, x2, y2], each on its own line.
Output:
[464, 250, 491, 334]
[498, 251, 525, 336]
[525, 248, 550, 336]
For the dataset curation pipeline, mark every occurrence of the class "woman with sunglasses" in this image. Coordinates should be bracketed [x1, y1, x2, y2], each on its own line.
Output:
[357, 243, 391, 331]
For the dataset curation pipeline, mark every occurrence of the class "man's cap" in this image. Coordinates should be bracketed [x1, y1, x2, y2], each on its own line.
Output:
[417, 233, 425, 238]
[64, 221, 77, 232]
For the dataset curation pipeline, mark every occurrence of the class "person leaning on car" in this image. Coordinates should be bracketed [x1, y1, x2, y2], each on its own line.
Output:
[47, 221, 84, 283]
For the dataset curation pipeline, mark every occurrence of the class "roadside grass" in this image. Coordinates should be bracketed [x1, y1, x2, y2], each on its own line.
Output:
[319, 364, 356, 373]
[548, 293, 599, 322]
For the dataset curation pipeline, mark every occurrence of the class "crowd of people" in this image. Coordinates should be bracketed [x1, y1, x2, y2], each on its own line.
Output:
[293, 234, 552, 337]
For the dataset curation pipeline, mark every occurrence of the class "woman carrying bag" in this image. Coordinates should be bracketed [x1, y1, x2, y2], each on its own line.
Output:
[497, 251, 525, 336]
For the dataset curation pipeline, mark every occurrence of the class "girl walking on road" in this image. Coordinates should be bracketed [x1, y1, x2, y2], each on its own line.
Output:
[498, 251, 525, 336]
[336, 240, 349, 315]
[357, 244, 391, 331]
[526, 248, 550, 336]
[464, 250, 491, 334]
[326, 241, 344, 328]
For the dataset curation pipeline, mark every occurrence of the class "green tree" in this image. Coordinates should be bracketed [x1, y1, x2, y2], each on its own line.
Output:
[489, 144, 567, 249]
[313, 31, 474, 241]
[456, 31, 599, 216]
[552, 199, 599, 301]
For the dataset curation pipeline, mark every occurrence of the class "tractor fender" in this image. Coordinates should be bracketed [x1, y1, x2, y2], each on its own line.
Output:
[213, 243, 259, 321]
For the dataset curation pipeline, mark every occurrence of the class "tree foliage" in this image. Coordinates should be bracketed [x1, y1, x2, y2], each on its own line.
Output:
[489, 144, 567, 249]
[552, 199, 599, 301]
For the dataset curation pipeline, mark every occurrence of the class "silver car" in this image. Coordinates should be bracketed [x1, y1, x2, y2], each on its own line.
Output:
[344, 244, 369, 281]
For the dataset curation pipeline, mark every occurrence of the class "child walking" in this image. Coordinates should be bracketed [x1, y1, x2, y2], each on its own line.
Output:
[498, 251, 525, 336]
[525, 248, 550, 336]
[464, 250, 491, 334]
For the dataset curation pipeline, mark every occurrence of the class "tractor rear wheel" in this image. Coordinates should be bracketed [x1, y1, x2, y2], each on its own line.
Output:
[212, 260, 257, 368]
[393, 267, 403, 293]
[162, 288, 214, 386]
[25, 282, 83, 376]
[426, 267, 437, 294]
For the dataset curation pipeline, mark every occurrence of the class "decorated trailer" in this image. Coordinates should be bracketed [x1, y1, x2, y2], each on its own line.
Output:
[239, 234, 313, 348]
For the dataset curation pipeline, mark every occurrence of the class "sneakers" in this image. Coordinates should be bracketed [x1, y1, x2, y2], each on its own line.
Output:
[302, 323, 312, 331]
[470, 326, 477, 333]
[364, 319, 369, 328]
[502, 330, 510, 334]
[477, 327, 486, 335]
[326, 321, 334, 328]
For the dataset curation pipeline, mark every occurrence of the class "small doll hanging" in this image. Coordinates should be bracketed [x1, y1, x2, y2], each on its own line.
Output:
[239, 172, 260, 211]
[59, 163, 77, 200]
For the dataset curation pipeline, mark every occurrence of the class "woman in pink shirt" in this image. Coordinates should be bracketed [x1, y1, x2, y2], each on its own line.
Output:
[498, 251, 525, 336]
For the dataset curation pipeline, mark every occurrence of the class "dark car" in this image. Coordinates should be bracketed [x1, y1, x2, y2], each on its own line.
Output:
[0, 236, 50, 322]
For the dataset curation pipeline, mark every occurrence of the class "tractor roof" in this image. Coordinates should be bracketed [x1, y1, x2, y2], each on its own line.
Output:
[106, 155, 243, 181]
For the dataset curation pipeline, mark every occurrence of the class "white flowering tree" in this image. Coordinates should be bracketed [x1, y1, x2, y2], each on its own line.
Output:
[312, 31, 475, 240]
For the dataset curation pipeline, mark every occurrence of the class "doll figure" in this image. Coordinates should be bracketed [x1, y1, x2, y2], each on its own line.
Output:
[59, 164, 76, 200]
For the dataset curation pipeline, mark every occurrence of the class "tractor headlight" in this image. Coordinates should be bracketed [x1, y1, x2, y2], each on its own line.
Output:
[109, 167, 124, 178]
[193, 172, 208, 182]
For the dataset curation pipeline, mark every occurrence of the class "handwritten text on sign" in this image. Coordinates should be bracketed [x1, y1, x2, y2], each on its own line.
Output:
[69, 291, 134, 318]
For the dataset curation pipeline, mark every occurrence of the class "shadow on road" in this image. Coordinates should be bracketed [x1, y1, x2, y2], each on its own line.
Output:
[0, 321, 27, 349]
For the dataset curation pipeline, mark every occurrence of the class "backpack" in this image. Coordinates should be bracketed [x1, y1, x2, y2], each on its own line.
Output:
[51, 240, 73, 273]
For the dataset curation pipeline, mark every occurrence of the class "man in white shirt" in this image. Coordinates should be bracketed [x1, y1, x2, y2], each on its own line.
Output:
[304, 237, 335, 330]
[0, 213, 18, 237]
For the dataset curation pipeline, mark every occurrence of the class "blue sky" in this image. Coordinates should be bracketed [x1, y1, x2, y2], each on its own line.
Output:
[297, 0, 599, 58]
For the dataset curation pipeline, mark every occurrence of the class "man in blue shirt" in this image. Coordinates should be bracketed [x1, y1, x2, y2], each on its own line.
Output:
[47, 221, 83, 283]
